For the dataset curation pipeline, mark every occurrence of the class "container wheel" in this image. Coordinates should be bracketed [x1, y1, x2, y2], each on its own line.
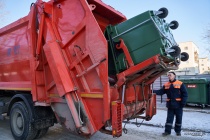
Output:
[181, 52, 189, 61]
[169, 46, 181, 57]
[157, 7, 168, 19]
[10, 101, 38, 140]
[169, 20, 179, 29]
[174, 57, 181, 66]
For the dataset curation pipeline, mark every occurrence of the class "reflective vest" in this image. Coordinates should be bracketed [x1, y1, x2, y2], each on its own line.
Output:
[164, 80, 182, 102]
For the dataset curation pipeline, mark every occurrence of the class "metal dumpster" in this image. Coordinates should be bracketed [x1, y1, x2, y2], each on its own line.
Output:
[181, 78, 210, 108]
[105, 9, 180, 75]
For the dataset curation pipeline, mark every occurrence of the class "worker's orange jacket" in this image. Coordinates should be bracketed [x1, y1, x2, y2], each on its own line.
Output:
[155, 79, 188, 108]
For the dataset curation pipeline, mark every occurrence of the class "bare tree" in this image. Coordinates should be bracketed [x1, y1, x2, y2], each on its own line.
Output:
[202, 24, 210, 56]
[204, 24, 210, 44]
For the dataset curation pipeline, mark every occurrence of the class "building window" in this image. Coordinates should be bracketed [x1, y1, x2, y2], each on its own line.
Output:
[201, 64, 204, 66]
[184, 46, 188, 50]
[203, 68, 205, 70]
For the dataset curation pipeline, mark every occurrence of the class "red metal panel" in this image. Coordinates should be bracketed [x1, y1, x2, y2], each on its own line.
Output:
[39, 0, 110, 134]
[146, 94, 157, 120]
[0, 16, 31, 89]
[87, 0, 126, 26]
[0, 82, 31, 91]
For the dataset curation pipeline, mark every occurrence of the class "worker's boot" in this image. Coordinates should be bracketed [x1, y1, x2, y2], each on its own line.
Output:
[162, 132, 170, 136]
[176, 133, 181, 136]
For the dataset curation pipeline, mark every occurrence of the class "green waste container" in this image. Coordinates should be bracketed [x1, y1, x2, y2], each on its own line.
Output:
[105, 10, 179, 75]
[180, 78, 210, 107]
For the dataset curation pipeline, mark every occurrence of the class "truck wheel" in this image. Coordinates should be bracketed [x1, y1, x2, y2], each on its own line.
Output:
[10, 101, 38, 140]
[34, 106, 53, 139]
[201, 104, 205, 109]
[157, 7, 168, 19]
[169, 20, 179, 30]
[34, 127, 49, 139]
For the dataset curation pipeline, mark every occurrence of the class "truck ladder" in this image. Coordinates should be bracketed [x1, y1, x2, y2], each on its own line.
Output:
[112, 101, 123, 137]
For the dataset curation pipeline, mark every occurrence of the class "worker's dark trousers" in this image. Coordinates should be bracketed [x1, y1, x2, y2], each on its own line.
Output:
[165, 108, 183, 134]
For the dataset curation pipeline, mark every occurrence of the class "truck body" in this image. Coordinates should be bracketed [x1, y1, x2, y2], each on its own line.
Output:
[0, 0, 187, 139]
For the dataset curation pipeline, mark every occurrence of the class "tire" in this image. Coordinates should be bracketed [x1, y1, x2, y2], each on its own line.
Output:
[181, 52, 189, 61]
[157, 7, 168, 19]
[34, 106, 52, 139]
[168, 46, 181, 57]
[201, 104, 205, 109]
[10, 101, 38, 140]
[34, 127, 49, 139]
[169, 20, 179, 30]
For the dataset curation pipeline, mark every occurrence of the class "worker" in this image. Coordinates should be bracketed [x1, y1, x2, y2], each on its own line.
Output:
[154, 72, 188, 136]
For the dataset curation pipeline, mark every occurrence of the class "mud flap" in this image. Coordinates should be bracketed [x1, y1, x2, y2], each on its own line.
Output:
[145, 94, 156, 121]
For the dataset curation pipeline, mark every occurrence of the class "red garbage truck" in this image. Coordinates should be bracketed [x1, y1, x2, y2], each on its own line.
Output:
[0, 0, 188, 139]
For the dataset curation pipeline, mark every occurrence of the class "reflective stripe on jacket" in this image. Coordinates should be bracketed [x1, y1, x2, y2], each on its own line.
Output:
[163, 80, 188, 108]
[164, 80, 182, 89]
[166, 98, 181, 101]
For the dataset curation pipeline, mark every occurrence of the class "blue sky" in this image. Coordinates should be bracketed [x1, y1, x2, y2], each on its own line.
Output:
[1, 0, 210, 58]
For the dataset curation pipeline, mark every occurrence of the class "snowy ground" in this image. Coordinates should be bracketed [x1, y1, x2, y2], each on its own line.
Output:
[1, 96, 210, 140]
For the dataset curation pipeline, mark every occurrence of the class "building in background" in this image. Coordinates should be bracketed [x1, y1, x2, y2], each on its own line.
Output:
[175, 42, 199, 75]
[199, 57, 210, 74]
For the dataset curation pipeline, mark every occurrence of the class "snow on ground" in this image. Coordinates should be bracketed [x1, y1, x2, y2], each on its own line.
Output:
[1, 95, 209, 140]
[141, 108, 210, 132]
[115, 99, 210, 140]
[91, 124, 209, 140]
[1, 106, 209, 140]
[121, 111, 210, 140]
[90, 99, 210, 140]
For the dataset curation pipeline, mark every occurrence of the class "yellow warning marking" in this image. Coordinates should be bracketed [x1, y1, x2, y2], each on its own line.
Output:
[0, 87, 31, 91]
[112, 101, 117, 105]
[81, 93, 103, 98]
[49, 94, 60, 97]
